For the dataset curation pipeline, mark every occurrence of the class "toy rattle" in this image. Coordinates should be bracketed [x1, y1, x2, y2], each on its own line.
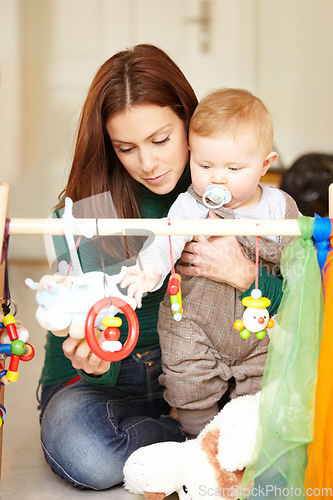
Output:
[26, 197, 140, 361]
[202, 185, 232, 209]
[167, 273, 183, 321]
[167, 219, 183, 321]
[234, 236, 274, 339]
[0, 215, 35, 431]
[234, 288, 274, 339]
[0, 309, 35, 385]
[85, 296, 139, 362]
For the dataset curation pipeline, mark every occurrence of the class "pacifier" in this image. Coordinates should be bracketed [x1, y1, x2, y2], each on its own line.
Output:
[202, 185, 232, 209]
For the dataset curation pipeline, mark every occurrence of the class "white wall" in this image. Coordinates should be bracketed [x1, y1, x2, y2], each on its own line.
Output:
[256, 0, 333, 167]
[1, 0, 333, 258]
[0, 0, 22, 185]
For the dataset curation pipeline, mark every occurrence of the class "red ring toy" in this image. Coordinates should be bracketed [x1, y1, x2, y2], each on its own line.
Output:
[85, 297, 139, 361]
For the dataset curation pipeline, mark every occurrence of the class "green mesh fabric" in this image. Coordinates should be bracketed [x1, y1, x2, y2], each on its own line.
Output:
[241, 217, 324, 499]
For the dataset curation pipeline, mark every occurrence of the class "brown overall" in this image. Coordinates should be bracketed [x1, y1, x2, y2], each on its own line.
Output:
[158, 186, 300, 410]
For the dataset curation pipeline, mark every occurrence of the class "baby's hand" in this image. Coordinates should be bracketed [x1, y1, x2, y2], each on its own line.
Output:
[120, 263, 162, 308]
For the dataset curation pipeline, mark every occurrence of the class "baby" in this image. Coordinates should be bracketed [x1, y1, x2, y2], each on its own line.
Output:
[121, 88, 300, 435]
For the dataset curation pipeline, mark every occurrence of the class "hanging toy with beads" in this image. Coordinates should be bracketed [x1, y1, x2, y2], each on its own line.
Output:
[26, 198, 139, 361]
[234, 289, 274, 339]
[234, 236, 274, 339]
[0, 302, 35, 387]
[167, 219, 183, 321]
[167, 273, 183, 321]
[0, 212, 35, 393]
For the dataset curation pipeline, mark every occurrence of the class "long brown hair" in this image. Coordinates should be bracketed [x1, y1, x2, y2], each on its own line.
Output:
[56, 44, 198, 220]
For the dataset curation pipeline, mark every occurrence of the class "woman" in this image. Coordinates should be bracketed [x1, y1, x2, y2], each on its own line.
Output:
[39, 44, 282, 490]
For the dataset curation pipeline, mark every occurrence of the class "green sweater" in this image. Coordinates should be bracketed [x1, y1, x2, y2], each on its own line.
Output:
[39, 167, 283, 388]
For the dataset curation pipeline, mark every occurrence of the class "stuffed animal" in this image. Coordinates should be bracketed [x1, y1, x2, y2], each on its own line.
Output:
[25, 269, 136, 339]
[123, 393, 260, 500]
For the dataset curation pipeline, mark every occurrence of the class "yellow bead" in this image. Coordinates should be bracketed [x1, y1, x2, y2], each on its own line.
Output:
[102, 317, 122, 328]
[6, 370, 19, 382]
[234, 319, 244, 330]
[242, 296, 271, 308]
[3, 314, 16, 327]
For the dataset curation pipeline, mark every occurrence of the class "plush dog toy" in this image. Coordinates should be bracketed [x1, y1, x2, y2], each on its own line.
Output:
[123, 393, 260, 500]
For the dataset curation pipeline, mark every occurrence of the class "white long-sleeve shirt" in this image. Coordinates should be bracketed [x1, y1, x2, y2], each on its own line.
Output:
[137, 184, 287, 291]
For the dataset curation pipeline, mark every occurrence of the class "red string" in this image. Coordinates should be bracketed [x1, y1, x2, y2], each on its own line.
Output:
[67, 235, 82, 275]
[168, 218, 176, 275]
[255, 235, 259, 289]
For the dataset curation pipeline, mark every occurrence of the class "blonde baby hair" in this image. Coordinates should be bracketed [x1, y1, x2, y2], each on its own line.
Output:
[190, 88, 274, 155]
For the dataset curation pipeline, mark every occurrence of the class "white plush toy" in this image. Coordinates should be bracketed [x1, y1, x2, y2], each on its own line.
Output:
[25, 197, 137, 341]
[25, 270, 136, 340]
[123, 393, 261, 500]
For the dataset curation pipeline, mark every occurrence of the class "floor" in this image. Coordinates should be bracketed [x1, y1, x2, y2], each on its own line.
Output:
[0, 261, 177, 499]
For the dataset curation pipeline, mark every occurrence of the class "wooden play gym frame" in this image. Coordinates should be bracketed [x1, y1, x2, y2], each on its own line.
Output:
[0, 181, 332, 480]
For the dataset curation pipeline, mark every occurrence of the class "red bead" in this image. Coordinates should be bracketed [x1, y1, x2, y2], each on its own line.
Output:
[5, 322, 18, 341]
[168, 277, 180, 295]
[8, 354, 20, 372]
[104, 327, 120, 341]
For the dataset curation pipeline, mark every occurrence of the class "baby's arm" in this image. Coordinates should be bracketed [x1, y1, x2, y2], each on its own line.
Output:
[121, 193, 208, 307]
[120, 262, 163, 308]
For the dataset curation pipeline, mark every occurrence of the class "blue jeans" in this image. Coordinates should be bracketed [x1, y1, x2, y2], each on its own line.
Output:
[39, 348, 187, 490]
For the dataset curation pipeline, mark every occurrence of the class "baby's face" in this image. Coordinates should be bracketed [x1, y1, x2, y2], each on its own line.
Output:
[189, 129, 273, 211]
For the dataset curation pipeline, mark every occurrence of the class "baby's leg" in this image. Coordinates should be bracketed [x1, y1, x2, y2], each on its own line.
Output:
[158, 301, 231, 436]
[229, 341, 269, 398]
[177, 403, 219, 437]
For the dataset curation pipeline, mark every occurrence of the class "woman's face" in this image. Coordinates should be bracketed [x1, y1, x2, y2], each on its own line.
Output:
[106, 104, 189, 194]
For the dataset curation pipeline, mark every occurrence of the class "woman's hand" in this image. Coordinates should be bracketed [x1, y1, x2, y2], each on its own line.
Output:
[62, 335, 111, 376]
[178, 212, 256, 292]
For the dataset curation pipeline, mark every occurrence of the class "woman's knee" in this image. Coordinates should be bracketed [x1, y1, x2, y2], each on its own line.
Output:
[41, 434, 123, 490]
[40, 386, 124, 489]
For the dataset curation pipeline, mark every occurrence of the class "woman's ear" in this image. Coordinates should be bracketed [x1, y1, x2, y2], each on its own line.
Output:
[262, 151, 278, 175]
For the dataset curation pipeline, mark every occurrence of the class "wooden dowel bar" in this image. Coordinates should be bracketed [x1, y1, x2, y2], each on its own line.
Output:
[329, 183, 333, 219]
[8, 217, 302, 237]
